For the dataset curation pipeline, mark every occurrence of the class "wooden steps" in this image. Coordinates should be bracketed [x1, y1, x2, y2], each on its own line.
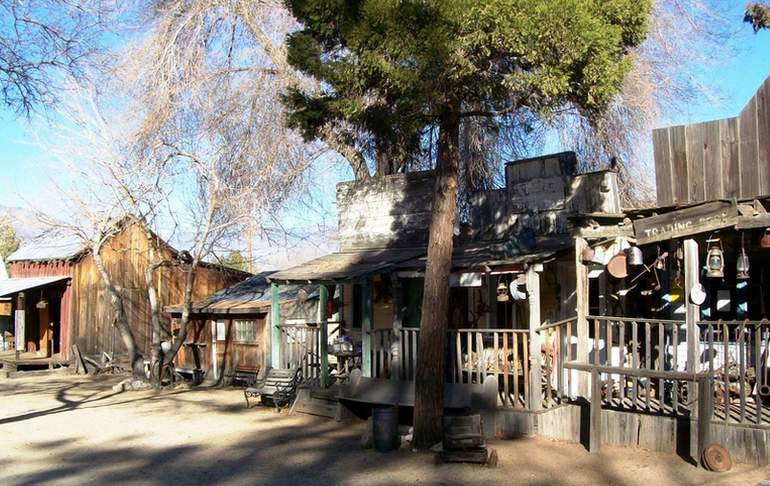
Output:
[293, 387, 344, 420]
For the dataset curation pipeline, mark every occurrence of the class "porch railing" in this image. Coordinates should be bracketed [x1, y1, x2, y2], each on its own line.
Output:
[699, 319, 770, 426]
[370, 326, 563, 410]
[278, 321, 341, 386]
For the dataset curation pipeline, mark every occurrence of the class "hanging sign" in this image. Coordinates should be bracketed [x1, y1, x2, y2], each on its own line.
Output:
[633, 201, 738, 245]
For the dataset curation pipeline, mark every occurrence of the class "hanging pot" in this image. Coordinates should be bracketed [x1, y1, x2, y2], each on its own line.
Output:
[607, 253, 628, 279]
[626, 246, 644, 266]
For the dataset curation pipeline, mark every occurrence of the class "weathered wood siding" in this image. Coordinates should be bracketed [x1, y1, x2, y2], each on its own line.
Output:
[654, 76, 770, 205]
[15, 222, 244, 360]
[336, 171, 434, 250]
[9, 261, 74, 359]
[473, 153, 621, 239]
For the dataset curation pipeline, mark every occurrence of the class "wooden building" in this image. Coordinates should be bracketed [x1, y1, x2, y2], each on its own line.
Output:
[167, 273, 319, 384]
[5, 218, 247, 364]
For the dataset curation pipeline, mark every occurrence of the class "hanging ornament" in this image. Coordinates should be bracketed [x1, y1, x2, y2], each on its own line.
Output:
[509, 280, 527, 301]
[706, 237, 724, 279]
[761, 228, 770, 249]
[655, 246, 667, 270]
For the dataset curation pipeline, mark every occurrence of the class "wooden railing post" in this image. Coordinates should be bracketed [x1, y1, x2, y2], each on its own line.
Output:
[684, 239, 700, 461]
[361, 278, 373, 377]
[270, 282, 281, 369]
[697, 374, 713, 466]
[527, 266, 543, 410]
[575, 237, 590, 397]
[590, 367, 602, 453]
[319, 284, 329, 388]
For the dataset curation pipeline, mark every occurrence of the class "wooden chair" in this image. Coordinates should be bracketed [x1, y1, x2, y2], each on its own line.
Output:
[244, 366, 302, 410]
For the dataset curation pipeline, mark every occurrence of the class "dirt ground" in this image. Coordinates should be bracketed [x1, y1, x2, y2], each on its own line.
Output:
[1, 372, 769, 486]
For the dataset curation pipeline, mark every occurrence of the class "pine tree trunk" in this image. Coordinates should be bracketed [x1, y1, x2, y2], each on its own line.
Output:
[413, 103, 460, 449]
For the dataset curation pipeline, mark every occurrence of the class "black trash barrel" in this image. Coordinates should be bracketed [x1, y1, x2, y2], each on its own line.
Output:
[372, 405, 399, 452]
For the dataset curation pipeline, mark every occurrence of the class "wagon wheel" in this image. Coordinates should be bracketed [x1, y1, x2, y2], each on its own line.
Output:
[702, 443, 732, 472]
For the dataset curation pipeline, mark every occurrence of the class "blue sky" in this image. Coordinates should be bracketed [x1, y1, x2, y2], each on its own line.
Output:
[1, 6, 770, 223]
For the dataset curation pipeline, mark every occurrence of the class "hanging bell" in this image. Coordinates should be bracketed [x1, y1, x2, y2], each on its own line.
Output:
[736, 249, 750, 280]
[626, 246, 644, 266]
[496, 281, 509, 302]
[706, 239, 724, 278]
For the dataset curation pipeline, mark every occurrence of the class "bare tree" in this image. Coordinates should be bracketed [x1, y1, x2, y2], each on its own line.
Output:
[0, 1, 128, 115]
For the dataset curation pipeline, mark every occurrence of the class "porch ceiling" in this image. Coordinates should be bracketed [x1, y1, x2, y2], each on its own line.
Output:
[0, 276, 70, 298]
[268, 248, 426, 284]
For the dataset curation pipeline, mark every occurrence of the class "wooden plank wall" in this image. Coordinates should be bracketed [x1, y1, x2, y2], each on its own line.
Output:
[69, 221, 244, 358]
[653, 76, 770, 205]
[336, 171, 434, 251]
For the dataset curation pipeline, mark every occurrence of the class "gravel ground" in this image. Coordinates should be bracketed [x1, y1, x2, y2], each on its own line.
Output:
[1, 372, 769, 486]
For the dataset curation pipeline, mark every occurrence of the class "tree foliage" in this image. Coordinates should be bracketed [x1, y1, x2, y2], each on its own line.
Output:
[746, 3, 770, 31]
[283, 0, 651, 448]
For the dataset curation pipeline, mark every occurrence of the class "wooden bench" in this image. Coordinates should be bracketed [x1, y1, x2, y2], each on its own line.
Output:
[244, 367, 302, 410]
[229, 367, 259, 387]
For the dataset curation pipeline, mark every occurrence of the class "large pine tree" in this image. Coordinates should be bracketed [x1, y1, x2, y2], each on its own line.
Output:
[283, 0, 651, 448]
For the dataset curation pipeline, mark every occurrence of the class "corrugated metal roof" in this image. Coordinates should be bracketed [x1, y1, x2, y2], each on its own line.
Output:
[268, 248, 426, 283]
[0, 276, 70, 297]
[166, 272, 317, 315]
[7, 235, 85, 262]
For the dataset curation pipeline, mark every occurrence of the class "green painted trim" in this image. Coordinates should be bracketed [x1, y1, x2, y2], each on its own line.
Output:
[361, 279, 373, 377]
[319, 284, 329, 388]
[270, 282, 281, 368]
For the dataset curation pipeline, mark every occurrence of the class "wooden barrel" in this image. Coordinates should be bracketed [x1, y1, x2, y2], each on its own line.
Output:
[372, 405, 399, 452]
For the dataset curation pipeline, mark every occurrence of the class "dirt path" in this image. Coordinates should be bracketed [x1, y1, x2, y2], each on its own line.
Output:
[1, 372, 768, 485]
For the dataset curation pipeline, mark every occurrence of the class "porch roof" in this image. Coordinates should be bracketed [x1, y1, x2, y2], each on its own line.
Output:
[166, 272, 317, 316]
[268, 248, 426, 284]
[0, 276, 70, 298]
[396, 236, 573, 271]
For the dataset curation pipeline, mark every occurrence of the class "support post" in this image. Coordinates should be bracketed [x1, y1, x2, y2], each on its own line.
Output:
[319, 284, 329, 388]
[697, 374, 713, 466]
[361, 279, 373, 377]
[684, 239, 701, 463]
[270, 282, 281, 369]
[575, 237, 590, 397]
[527, 265, 543, 410]
[391, 275, 402, 381]
[590, 367, 602, 453]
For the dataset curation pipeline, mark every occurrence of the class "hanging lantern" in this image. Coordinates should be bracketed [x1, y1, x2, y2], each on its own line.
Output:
[706, 238, 724, 279]
[626, 246, 644, 266]
[761, 228, 770, 249]
[737, 232, 750, 280]
[736, 250, 750, 280]
[496, 281, 509, 302]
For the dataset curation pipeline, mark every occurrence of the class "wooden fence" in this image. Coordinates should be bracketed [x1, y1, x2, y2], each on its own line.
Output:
[278, 321, 341, 386]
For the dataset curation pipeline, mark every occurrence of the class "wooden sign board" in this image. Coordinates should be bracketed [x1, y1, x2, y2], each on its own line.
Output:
[14, 310, 25, 351]
[633, 201, 739, 245]
[507, 176, 567, 212]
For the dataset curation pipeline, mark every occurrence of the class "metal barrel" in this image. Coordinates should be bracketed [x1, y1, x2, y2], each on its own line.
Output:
[372, 405, 399, 452]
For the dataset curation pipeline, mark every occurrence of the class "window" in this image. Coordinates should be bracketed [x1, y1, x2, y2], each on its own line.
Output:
[215, 320, 226, 341]
[234, 320, 258, 342]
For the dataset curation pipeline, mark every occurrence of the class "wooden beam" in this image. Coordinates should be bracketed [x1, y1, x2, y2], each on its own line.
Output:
[590, 368, 602, 453]
[270, 282, 281, 369]
[527, 266, 543, 411]
[633, 200, 739, 245]
[575, 237, 589, 397]
[684, 239, 701, 464]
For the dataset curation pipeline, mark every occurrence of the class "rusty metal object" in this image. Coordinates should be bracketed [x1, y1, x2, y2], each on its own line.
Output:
[607, 253, 628, 279]
[702, 443, 732, 472]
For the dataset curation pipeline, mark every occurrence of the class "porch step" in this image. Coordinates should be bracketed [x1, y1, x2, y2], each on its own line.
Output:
[293, 388, 341, 419]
